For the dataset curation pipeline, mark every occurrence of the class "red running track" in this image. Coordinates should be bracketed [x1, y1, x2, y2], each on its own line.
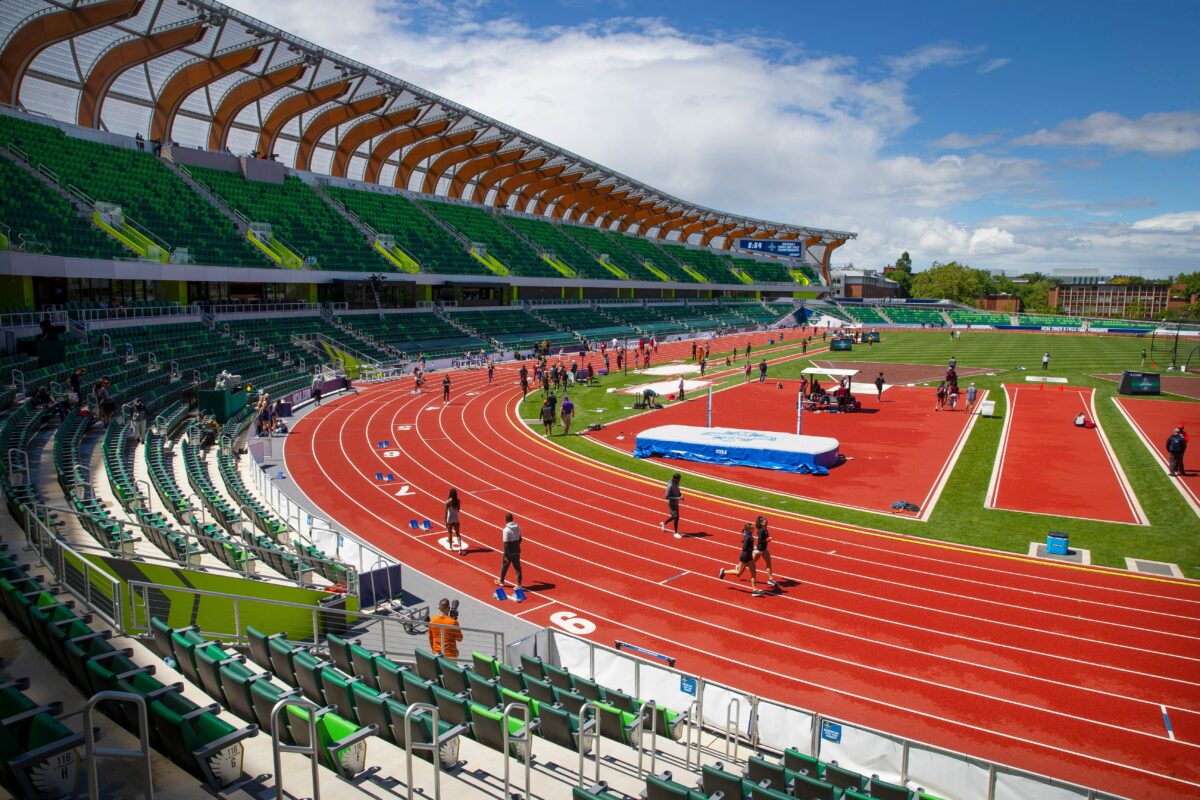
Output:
[987, 385, 1147, 525]
[1114, 397, 1200, 515]
[591, 381, 980, 518]
[285, 343, 1200, 799]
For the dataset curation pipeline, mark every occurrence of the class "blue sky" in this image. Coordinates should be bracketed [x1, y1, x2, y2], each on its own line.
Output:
[233, 0, 1200, 277]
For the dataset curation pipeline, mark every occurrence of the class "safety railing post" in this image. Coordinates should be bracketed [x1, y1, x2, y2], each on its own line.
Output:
[724, 696, 740, 760]
[403, 702, 443, 800]
[84, 690, 153, 800]
[636, 699, 657, 779]
[683, 699, 701, 770]
[502, 702, 536, 799]
[578, 701, 601, 787]
[271, 695, 323, 800]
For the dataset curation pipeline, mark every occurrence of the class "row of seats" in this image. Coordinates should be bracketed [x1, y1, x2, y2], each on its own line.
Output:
[421, 200, 562, 277]
[0, 558, 258, 791]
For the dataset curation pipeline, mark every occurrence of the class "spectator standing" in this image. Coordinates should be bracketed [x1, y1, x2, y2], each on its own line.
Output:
[311, 377, 323, 406]
[428, 598, 463, 659]
[758, 359, 768, 383]
[949, 355, 957, 370]
[677, 376, 687, 401]
[539, 398, 555, 436]
[497, 513, 523, 588]
[1042, 352, 1051, 370]
[965, 383, 978, 414]
[1166, 427, 1188, 476]
[560, 395, 574, 436]
[718, 522, 764, 596]
[130, 398, 148, 443]
[445, 488, 464, 553]
[1141, 348, 1147, 367]
[661, 474, 683, 538]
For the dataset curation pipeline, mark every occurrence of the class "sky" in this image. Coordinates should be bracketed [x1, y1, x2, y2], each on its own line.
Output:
[228, 0, 1200, 277]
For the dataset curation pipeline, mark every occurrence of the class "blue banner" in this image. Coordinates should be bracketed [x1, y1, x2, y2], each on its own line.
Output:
[680, 676, 697, 696]
[820, 720, 843, 743]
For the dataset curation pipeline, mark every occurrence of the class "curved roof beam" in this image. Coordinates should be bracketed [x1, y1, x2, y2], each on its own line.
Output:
[553, 183, 612, 221]
[0, 0, 144, 106]
[801, 234, 821, 245]
[421, 138, 504, 194]
[470, 155, 543, 204]
[76, 19, 207, 129]
[629, 207, 680, 235]
[255, 79, 350, 159]
[819, 238, 847, 284]
[333, 105, 424, 178]
[450, 147, 525, 198]
[539, 177, 600, 218]
[360, 117, 450, 183]
[656, 214, 701, 240]
[696, 221, 736, 247]
[677, 217, 717, 242]
[293, 93, 387, 172]
[394, 128, 479, 189]
[608, 200, 659, 230]
[699, 222, 738, 248]
[497, 163, 566, 209]
[495, 163, 565, 209]
[577, 191, 631, 225]
[150, 44, 262, 142]
[526, 171, 590, 215]
[750, 228, 779, 239]
[208, 59, 308, 152]
[718, 225, 756, 250]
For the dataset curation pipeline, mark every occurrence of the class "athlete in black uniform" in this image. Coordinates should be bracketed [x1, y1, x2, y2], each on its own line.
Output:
[754, 515, 780, 589]
[718, 522, 763, 596]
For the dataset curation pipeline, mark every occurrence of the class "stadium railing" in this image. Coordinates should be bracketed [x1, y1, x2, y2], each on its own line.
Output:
[518, 629, 1127, 800]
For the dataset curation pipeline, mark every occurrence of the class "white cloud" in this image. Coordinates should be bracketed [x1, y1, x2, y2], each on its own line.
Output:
[885, 43, 985, 79]
[932, 131, 1000, 149]
[978, 57, 1011, 74]
[219, 1, 1193, 276]
[1131, 211, 1200, 232]
[1014, 111, 1200, 156]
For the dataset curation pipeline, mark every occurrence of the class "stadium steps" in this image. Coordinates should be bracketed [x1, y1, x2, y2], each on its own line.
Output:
[558, 223, 664, 282]
[492, 212, 577, 277]
[503, 215, 615, 279]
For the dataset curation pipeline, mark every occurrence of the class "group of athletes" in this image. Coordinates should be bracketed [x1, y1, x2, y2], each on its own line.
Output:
[661, 473, 781, 597]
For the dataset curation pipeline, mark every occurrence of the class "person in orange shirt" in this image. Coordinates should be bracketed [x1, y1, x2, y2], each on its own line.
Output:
[428, 598, 463, 660]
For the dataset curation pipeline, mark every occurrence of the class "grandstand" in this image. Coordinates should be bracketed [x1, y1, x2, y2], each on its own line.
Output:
[340, 311, 485, 357]
[946, 308, 1014, 326]
[501, 215, 614, 279]
[420, 200, 560, 278]
[324, 185, 491, 276]
[882, 306, 949, 326]
[531, 304, 638, 339]
[839, 304, 891, 325]
[1017, 314, 1084, 329]
[446, 307, 575, 352]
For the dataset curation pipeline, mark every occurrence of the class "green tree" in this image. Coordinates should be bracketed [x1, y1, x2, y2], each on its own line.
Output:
[889, 251, 914, 297]
[1125, 299, 1148, 319]
[910, 261, 995, 304]
[1174, 271, 1200, 298]
[895, 251, 912, 272]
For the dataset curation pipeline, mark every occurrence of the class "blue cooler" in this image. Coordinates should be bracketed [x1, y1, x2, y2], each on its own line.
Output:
[1046, 532, 1069, 555]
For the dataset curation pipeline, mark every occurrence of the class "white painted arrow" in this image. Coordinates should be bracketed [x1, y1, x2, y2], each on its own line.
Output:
[395, 485, 414, 496]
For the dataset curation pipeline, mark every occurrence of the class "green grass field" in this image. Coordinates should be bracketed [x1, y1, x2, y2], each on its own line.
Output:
[520, 330, 1200, 578]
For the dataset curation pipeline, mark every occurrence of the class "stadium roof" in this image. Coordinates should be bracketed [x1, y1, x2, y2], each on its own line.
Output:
[0, 0, 855, 260]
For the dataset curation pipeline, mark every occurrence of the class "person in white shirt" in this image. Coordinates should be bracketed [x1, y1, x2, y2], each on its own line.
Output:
[497, 513, 523, 589]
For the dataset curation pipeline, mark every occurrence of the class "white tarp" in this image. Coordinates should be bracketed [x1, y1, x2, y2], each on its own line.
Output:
[754, 698, 815, 755]
[802, 367, 861, 378]
[816, 720, 905, 784]
[905, 745, 991, 800]
[617, 379, 711, 395]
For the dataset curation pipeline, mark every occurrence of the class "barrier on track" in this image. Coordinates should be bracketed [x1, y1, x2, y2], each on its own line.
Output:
[521, 629, 1126, 800]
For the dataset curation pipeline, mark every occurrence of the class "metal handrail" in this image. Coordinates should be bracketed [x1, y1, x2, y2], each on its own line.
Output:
[502, 702, 536, 799]
[84, 691, 153, 800]
[270, 696, 323, 799]
[636, 699, 658, 779]
[578, 701, 602, 787]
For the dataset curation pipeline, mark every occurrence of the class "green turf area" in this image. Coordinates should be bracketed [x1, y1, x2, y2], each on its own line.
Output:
[519, 330, 1200, 578]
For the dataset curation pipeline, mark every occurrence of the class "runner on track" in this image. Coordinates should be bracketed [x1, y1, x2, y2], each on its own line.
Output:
[754, 515, 780, 590]
[661, 474, 683, 539]
[442, 374, 451, 404]
[444, 488, 464, 553]
[719, 522, 763, 596]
